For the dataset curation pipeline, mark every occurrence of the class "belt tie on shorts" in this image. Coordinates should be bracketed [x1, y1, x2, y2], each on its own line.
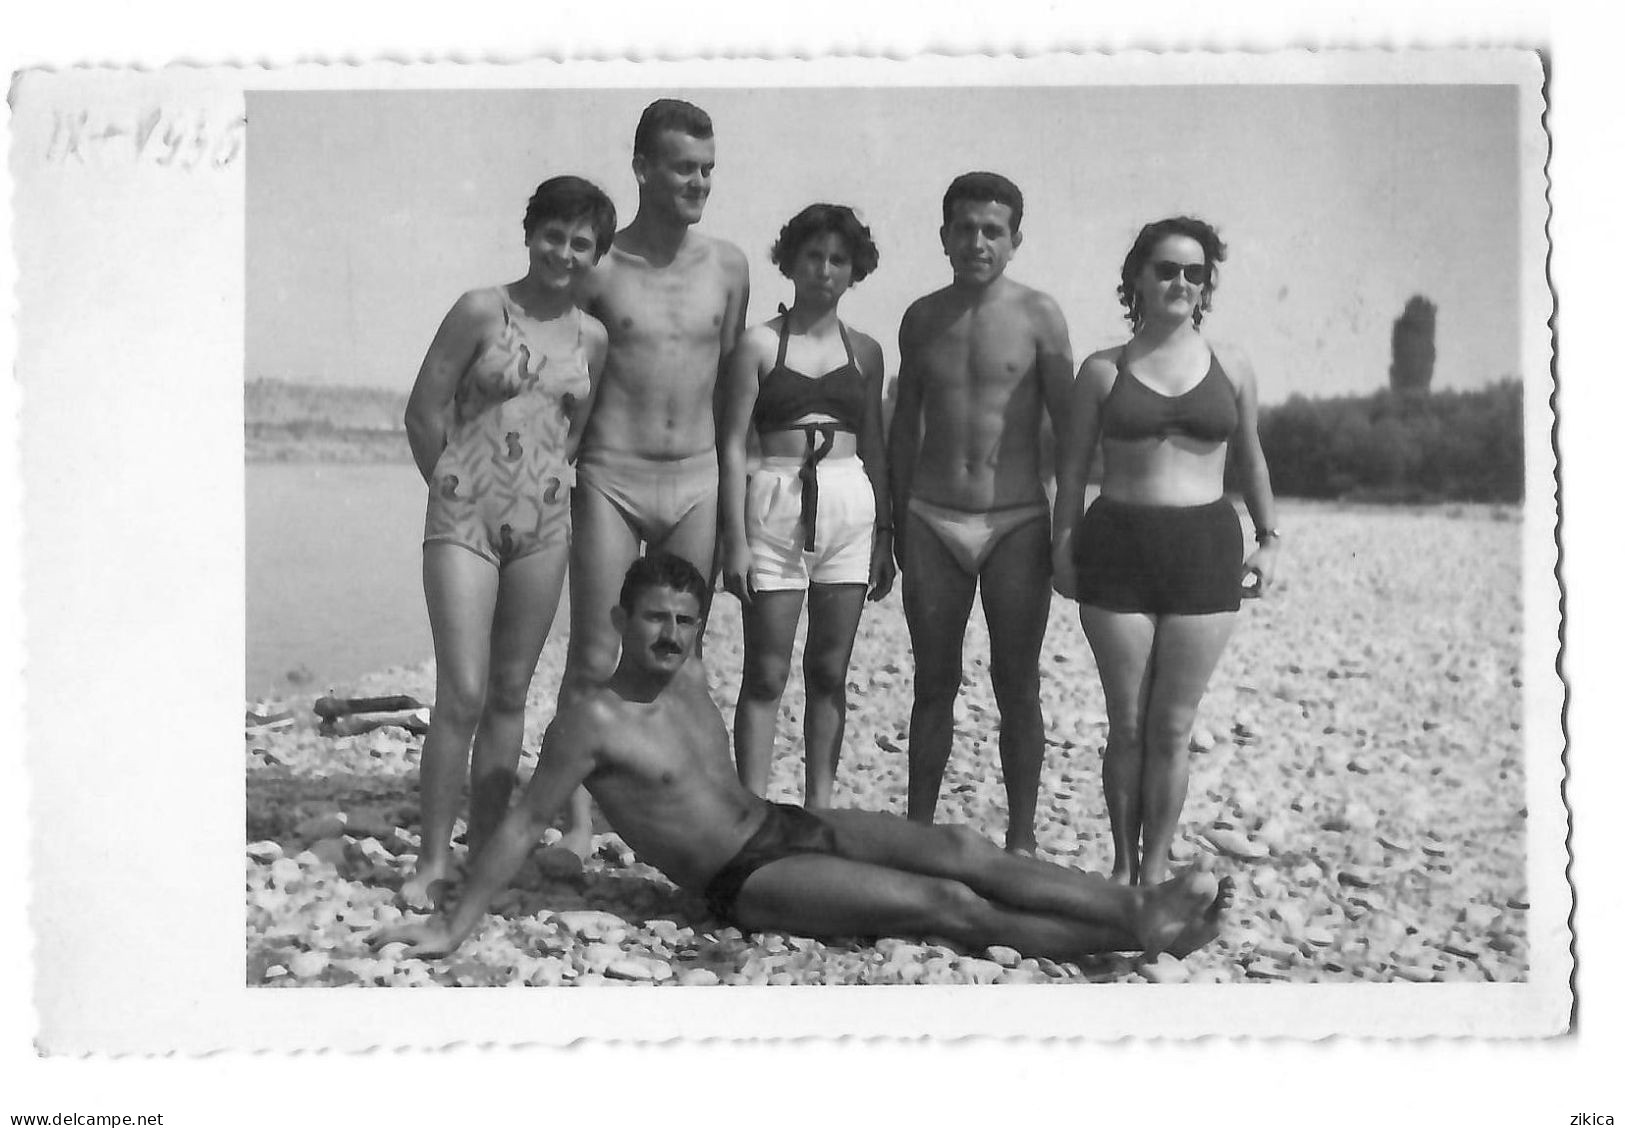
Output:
[796, 424, 837, 551]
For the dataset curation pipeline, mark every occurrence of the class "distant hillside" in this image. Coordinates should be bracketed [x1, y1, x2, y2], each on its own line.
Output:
[245, 379, 411, 463]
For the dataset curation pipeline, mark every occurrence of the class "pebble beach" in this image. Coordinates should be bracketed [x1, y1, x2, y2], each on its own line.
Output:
[245, 500, 1529, 988]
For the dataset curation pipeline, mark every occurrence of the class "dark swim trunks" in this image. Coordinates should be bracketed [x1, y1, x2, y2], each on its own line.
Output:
[1073, 496, 1244, 615]
[703, 802, 839, 926]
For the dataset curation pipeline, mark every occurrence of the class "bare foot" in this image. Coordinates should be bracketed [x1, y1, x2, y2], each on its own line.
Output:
[370, 914, 462, 959]
[1135, 866, 1219, 959]
[1167, 874, 1235, 959]
[400, 858, 454, 911]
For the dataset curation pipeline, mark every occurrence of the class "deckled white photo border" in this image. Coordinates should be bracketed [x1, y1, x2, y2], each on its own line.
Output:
[14, 49, 1563, 1054]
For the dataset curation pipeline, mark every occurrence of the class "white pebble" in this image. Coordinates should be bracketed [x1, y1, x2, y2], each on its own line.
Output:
[289, 951, 329, 979]
[986, 945, 1022, 967]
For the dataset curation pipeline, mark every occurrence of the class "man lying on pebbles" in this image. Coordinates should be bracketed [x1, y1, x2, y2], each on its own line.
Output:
[375, 553, 1233, 964]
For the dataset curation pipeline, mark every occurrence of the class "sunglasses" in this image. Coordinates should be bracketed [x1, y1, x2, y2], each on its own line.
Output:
[1151, 261, 1210, 285]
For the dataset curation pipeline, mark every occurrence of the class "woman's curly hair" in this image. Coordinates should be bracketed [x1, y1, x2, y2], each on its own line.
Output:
[1117, 216, 1227, 328]
[770, 203, 879, 283]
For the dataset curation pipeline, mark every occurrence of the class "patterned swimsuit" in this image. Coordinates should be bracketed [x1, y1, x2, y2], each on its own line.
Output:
[423, 287, 591, 567]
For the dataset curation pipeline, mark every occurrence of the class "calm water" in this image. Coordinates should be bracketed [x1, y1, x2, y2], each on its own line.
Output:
[246, 463, 431, 698]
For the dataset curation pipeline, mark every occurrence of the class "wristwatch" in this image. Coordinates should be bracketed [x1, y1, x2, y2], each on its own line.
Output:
[1255, 528, 1282, 544]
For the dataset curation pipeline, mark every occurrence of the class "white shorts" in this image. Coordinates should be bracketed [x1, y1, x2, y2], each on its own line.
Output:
[746, 455, 875, 591]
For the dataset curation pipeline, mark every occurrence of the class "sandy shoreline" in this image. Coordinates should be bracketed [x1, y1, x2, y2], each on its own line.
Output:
[245, 502, 1528, 986]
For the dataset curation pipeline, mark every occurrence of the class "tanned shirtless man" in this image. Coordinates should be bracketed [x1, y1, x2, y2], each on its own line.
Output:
[888, 172, 1074, 855]
[375, 553, 1232, 964]
[557, 98, 750, 855]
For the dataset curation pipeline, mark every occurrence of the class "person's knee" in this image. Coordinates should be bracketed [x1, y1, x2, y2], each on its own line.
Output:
[483, 666, 533, 716]
[937, 823, 995, 866]
[912, 657, 963, 707]
[1104, 710, 1143, 750]
[434, 672, 486, 730]
[988, 657, 1041, 713]
[1144, 706, 1198, 757]
[566, 631, 621, 688]
[803, 650, 851, 700]
[918, 878, 996, 943]
[742, 649, 793, 701]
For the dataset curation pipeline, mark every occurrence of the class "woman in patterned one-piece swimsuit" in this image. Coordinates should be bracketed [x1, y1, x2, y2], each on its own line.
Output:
[400, 177, 614, 909]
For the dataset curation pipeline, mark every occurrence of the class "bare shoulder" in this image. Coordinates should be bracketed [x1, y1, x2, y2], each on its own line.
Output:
[1077, 346, 1125, 395]
[687, 231, 749, 281]
[546, 690, 626, 755]
[736, 321, 778, 362]
[847, 326, 886, 373]
[1207, 339, 1256, 390]
[900, 286, 955, 339]
[1015, 283, 1062, 316]
[713, 235, 750, 278]
[452, 285, 505, 322]
[1012, 283, 1068, 335]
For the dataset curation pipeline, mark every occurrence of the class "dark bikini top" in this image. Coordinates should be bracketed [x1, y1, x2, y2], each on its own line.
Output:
[752, 315, 868, 434]
[1100, 351, 1238, 443]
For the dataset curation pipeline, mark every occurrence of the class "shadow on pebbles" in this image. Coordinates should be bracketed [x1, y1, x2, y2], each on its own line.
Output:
[246, 502, 1531, 987]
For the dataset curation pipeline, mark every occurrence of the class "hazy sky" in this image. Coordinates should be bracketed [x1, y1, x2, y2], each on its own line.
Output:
[247, 83, 1521, 405]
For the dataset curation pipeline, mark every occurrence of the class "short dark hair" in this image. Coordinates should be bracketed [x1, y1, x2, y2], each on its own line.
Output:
[941, 171, 1025, 233]
[769, 203, 880, 284]
[618, 552, 709, 611]
[522, 175, 617, 258]
[1117, 216, 1228, 328]
[633, 98, 714, 158]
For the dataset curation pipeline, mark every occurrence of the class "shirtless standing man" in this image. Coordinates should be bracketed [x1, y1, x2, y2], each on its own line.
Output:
[889, 172, 1074, 855]
[558, 99, 750, 854]
[376, 554, 1231, 963]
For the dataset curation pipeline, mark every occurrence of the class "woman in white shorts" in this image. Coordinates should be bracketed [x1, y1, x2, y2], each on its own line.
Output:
[719, 204, 895, 807]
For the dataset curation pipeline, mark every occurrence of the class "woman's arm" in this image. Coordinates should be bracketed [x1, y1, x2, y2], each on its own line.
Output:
[404, 291, 491, 484]
[717, 325, 769, 603]
[563, 313, 611, 462]
[854, 332, 895, 601]
[1030, 292, 1077, 491]
[1223, 344, 1282, 595]
[886, 303, 927, 573]
[1051, 352, 1113, 599]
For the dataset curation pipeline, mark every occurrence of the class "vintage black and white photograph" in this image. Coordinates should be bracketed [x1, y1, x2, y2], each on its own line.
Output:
[242, 63, 1556, 993]
[15, 50, 1563, 1057]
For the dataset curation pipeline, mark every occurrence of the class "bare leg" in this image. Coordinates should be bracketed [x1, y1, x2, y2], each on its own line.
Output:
[802, 582, 867, 808]
[652, 492, 719, 663]
[557, 484, 643, 856]
[733, 854, 1133, 959]
[900, 511, 978, 824]
[1078, 606, 1157, 884]
[734, 589, 805, 796]
[465, 541, 570, 858]
[977, 519, 1053, 854]
[816, 808, 1207, 946]
[1137, 612, 1236, 885]
[404, 544, 499, 909]
[732, 842, 1221, 960]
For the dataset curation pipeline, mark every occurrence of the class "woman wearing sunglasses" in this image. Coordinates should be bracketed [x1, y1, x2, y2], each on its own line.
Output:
[1051, 216, 1280, 886]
